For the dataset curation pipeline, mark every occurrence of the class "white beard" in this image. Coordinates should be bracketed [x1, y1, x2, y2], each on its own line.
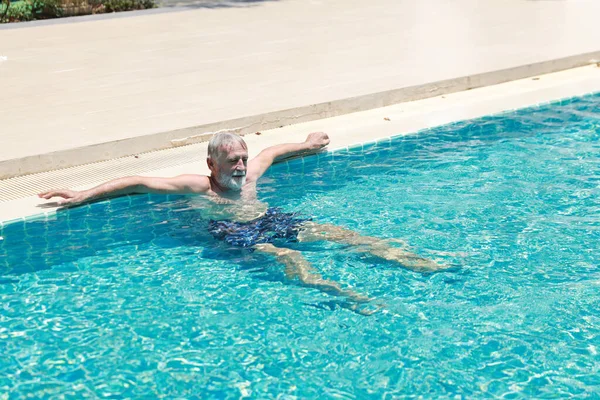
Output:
[224, 175, 246, 190]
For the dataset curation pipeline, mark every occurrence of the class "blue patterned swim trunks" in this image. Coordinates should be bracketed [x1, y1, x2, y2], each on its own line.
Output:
[208, 207, 309, 249]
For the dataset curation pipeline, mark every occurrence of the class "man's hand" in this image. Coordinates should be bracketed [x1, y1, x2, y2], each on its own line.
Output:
[305, 132, 330, 151]
[247, 131, 331, 182]
[38, 189, 89, 206]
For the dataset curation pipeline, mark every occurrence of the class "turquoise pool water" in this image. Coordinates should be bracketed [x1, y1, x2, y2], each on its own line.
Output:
[1, 93, 600, 398]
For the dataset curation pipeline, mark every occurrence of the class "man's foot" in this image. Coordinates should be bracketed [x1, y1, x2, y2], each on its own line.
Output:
[347, 302, 384, 316]
[364, 243, 450, 272]
[298, 222, 449, 272]
[254, 242, 373, 305]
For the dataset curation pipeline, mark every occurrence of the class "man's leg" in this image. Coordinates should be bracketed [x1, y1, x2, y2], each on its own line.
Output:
[254, 243, 371, 305]
[297, 222, 448, 272]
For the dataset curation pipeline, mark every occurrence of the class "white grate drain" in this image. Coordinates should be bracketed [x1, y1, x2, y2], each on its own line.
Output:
[0, 143, 209, 202]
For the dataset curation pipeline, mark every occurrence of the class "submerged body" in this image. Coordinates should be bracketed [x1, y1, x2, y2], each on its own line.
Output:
[208, 207, 308, 249]
[39, 132, 447, 312]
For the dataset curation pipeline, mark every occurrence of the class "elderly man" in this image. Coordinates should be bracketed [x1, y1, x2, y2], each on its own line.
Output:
[40, 132, 446, 309]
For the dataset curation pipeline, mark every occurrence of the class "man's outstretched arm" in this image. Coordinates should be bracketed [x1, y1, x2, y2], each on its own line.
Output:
[38, 174, 210, 206]
[246, 132, 330, 181]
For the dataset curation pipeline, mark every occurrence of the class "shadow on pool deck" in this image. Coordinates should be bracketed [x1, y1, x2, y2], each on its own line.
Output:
[157, 0, 280, 8]
[0, 0, 280, 30]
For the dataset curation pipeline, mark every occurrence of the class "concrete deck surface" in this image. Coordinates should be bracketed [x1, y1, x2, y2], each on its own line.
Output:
[1, 0, 600, 177]
[2, 65, 600, 224]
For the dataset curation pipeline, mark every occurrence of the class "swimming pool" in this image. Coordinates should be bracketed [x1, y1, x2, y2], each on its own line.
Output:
[1, 93, 599, 397]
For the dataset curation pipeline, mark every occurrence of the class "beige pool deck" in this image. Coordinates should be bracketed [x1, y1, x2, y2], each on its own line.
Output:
[1, 0, 600, 224]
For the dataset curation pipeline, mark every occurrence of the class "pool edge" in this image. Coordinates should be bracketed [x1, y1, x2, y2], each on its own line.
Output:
[2, 53, 600, 180]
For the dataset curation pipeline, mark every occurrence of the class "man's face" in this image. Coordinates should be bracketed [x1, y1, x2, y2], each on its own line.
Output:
[209, 142, 248, 191]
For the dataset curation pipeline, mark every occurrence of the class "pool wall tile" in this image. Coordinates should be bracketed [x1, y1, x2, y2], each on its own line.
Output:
[361, 141, 379, 152]
[2, 217, 24, 227]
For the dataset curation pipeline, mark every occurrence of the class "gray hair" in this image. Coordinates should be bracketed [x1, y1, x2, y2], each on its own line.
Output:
[207, 132, 247, 159]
